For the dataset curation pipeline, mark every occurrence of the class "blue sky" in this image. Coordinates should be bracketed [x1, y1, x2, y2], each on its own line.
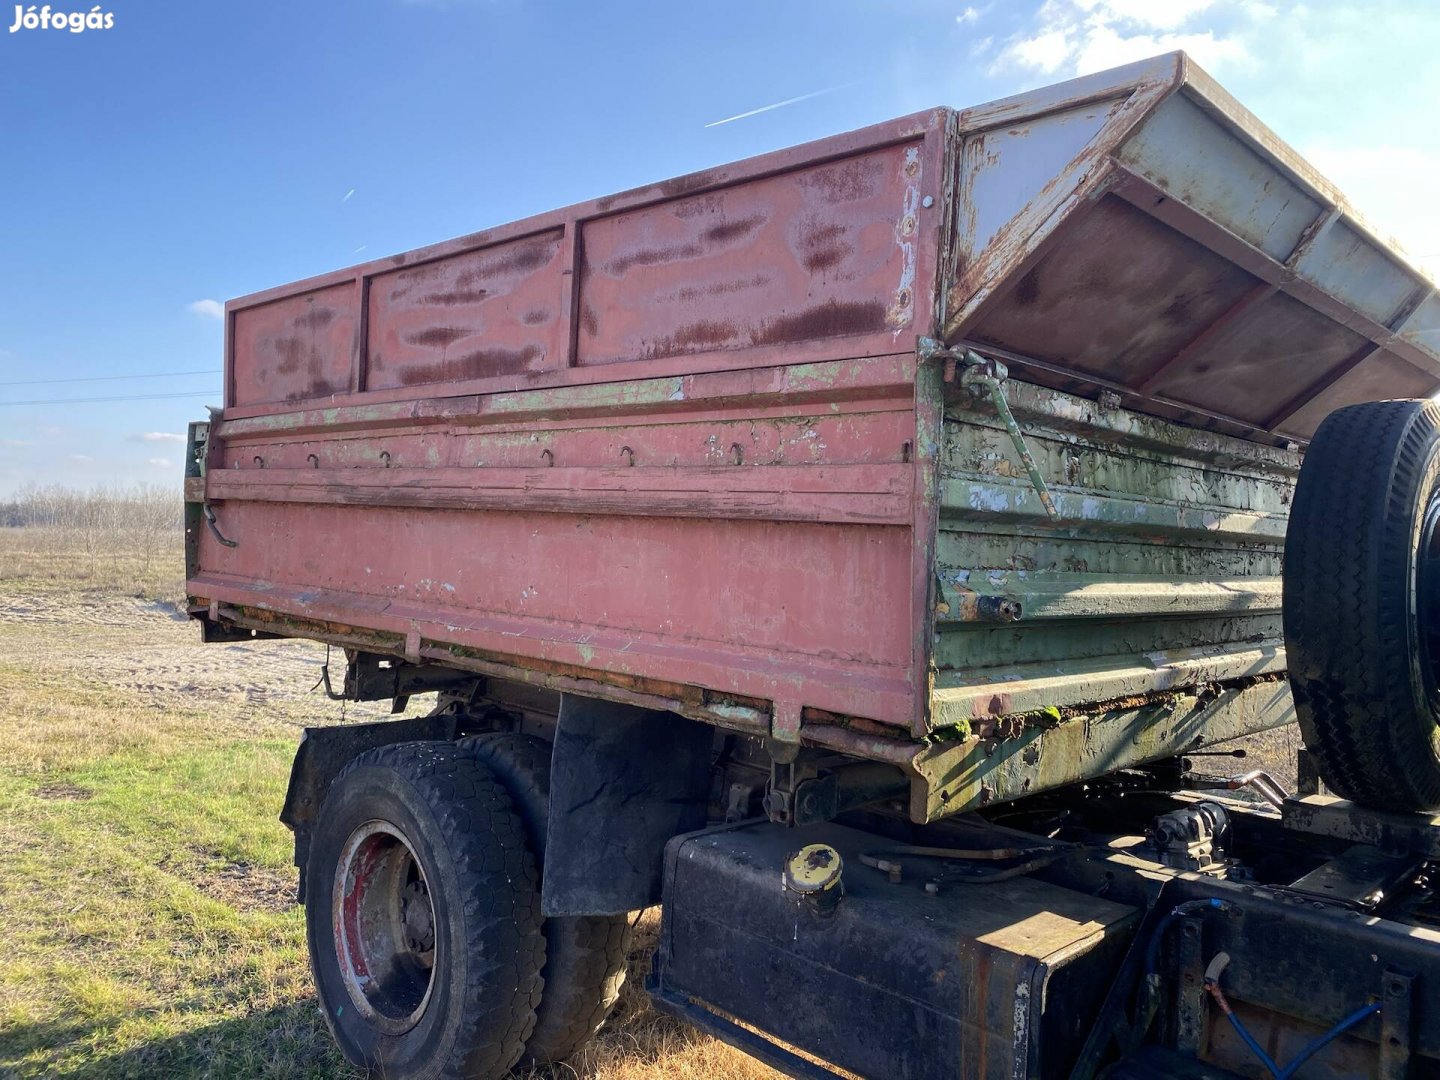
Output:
[2, 0, 1438, 493]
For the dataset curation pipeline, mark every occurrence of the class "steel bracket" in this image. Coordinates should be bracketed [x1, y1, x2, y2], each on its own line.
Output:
[917, 338, 1059, 519]
[1379, 969, 1414, 1080]
[770, 700, 802, 748]
[1173, 916, 1207, 1055]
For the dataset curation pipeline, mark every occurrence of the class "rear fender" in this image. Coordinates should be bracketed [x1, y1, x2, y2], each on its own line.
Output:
[281, 714, 458, 902]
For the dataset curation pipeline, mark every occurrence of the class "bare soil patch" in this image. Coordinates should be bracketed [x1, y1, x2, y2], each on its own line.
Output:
[31, 781, 93, 801]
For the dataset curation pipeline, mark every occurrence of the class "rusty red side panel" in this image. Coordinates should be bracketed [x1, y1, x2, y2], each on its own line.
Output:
[365, 230, 568, 389]
[231, 283, 356, 406]
[575, 143, 923, 365]
[200, 112, 951, 737]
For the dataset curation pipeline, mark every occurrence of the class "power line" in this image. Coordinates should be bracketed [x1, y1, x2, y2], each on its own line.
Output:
[0, 390, 221, 407]
[0, 368, 218, 388]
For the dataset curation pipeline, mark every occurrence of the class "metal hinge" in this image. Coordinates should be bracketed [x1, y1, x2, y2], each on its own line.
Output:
[918, 338, 1059, 520]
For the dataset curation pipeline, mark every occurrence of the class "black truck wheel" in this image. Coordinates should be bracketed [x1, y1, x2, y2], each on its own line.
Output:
[460, 732, 632, 1064]
[1284, 398, 1440, 811]
[305, 741, 544, 1080]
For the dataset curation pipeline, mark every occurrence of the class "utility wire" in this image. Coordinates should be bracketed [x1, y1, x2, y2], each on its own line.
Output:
[0, 368, 218, 388]
[0, 390, 220, 407]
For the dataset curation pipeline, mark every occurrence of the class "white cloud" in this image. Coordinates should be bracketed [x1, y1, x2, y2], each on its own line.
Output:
[1093, 0, 1216, 31]
[146, 457, 174, 468]
[1007, 28, 1072, 73]
[188, 299, 224, 320]
[0, 438, 33, 448]
[68, 454, 95, 464]
[133, 432, 186, 444]
[956, 6, 982, 24]
[991, 0, 1252, 78]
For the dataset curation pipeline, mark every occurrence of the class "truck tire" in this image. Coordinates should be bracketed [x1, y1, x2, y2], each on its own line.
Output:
[1284, 398, 1440, 811]
[304, 741, 544, 1080]
[459, 732, 632, 1064]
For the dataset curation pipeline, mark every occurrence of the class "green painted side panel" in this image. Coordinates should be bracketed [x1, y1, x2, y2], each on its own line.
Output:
[931, 377, 1297, 730]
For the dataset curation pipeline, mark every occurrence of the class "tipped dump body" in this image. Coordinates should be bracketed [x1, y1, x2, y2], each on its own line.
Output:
[188, 53, 1440, 818]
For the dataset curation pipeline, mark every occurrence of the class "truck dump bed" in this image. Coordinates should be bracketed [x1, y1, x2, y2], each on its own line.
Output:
[187, 52, 1440, 819]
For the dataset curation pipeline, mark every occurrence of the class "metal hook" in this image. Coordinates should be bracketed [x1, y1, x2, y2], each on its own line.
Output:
[203, 504, 238, 548]
[619, 446, 635, 466]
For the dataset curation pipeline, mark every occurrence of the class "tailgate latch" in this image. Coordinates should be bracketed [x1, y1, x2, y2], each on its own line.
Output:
[918, 338, 1060, 520]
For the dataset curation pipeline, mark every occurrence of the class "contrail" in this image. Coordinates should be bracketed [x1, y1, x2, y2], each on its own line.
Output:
[705, 85, 847, 128]
[341, 188, 356, 203]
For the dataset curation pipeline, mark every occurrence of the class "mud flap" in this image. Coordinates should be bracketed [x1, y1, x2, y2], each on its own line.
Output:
[542, 694, 713, 917]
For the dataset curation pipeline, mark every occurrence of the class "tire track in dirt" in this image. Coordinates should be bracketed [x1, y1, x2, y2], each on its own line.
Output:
[0, 591, 403, 727]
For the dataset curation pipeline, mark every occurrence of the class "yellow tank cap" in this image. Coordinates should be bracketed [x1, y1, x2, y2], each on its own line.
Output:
[783, 843, 843, 895]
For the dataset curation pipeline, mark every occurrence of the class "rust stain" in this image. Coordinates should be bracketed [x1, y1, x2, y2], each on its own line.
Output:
[750, 298, 888, 347]
[406, 326, 470, 349]
[659, 169, 723, 199]
[656, 320, 740, 353]
[580, 304, 599, 336]
[796, 157, 885, 203]
[479, 237, 555, 277]
[799, 223, 853, 273]
[395, 345, 541, 385]
[702, 214, 765, 245]
[419, 287, 491, 306]
[673, 194, 725, 220]
[591, 169, 725, 214]
[292, 308, 336, 330]
[675, 274, 771, 302]
[606, 242, 705, 277]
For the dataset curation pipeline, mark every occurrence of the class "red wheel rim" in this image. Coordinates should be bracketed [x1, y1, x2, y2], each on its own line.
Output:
[332, 820, 437, 1034]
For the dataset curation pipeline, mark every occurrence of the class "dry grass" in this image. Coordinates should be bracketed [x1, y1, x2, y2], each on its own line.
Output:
[0, 525, 184, 603]
[0, 529, 778, 1079]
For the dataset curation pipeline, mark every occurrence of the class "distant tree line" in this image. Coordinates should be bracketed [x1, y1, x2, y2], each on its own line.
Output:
[0, 484, 182, 574]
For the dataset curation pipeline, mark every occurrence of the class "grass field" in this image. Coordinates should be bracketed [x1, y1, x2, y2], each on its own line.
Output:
[0, 526, 782, 1080]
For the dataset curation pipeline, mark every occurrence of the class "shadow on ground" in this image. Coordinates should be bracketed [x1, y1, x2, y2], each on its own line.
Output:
[0, 1002, 348, 1080]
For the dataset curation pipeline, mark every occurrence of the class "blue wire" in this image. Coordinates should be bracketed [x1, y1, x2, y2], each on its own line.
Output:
[1144, 898, 1226, 977]
[1224, 1000, 1381, 1080]
[1224, 1012, 1282, 1078]
[1148, 898, 1381, 1080]
[1276, 1002, 1381, 1080]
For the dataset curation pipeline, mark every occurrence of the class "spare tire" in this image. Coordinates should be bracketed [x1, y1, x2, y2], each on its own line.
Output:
[1284, 398, 1440, 810]
[459, 733, 632, 1064]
